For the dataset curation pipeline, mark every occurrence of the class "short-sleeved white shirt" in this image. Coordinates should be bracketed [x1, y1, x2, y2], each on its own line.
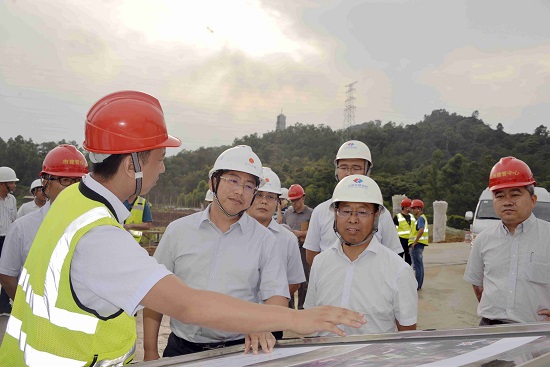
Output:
[154, 205, 289, 343]
[267, 219, 306, 285]
[303, 198, 402, 254]
[0, 202, 50, 277]
[304, 237, 418, 335]
[70, 174, 171, 318]
[464, 214, 550, 323]
[0, 193, 17, 236]
[16, 200, 41, 219]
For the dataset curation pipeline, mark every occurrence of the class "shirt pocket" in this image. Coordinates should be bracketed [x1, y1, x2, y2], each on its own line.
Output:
[525, 259, 550, 285]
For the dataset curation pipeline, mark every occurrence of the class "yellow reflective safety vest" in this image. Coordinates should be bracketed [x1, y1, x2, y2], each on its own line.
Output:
[409, 213, 429, 246]
[0, 184, 136, 367]
[395, 212, 415, 239]
[125, 196, 147, 243]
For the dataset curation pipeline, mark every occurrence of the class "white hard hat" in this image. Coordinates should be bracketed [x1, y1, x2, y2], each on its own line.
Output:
[208, 145, 265, 187]
[330, 175, 383, 210]
[0, 167, 19, 183]
[205, 189, 213, 202]
[334, 140, 372, 167]
[30, 179, 43, 195]
[258, 167, 281, 195]
[280, 188, 289, 200]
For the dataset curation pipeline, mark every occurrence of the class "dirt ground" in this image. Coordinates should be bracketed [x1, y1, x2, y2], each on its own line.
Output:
[131, 241, 480, 362]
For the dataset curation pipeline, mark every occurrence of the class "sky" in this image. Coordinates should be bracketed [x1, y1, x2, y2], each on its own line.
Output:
[2, 0, 550, 155]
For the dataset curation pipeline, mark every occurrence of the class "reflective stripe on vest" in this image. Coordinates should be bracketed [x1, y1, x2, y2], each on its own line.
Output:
[15, 207, 111, 334]
[395, 213, 412, 238]
[6, 316, 86, 366]
[409, 213, 429, 245]
[126, 197, 146, 242]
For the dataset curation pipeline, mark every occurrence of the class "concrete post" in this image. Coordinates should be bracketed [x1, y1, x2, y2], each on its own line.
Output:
[432, 200, 448, 243]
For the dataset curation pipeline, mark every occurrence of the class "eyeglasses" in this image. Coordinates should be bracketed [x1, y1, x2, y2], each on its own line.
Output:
[337, 165, 364, 174]
[336, 209, 374, 219]
[219, 176, 257, 194]
[48, 177, 82, 187]
[290, 196, 304, 203]
[255, 192, 278, 202]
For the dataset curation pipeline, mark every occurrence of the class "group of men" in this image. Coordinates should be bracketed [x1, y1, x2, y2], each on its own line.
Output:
[0, 89, 547, 366]
[393, 197, 429, 290]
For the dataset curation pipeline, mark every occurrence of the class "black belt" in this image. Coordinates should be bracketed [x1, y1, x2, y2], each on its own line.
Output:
[481, 317, 514, 325]
[174, 334, 245, 352]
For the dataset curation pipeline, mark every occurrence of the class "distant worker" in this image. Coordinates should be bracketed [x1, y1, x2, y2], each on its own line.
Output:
[282, 183, 313, 310]
[0, 166, 19, 316]
[123, 194, 153, 243]
[0, 144, 88, 301]
[393, 198, 414, 265]
[16, 179, 47, 218]
[0, 91, 365, 366]
[305, 175, 418, 334]
[247, 167, 306, 337]
[304, 140, 402, 267]
[409, 199, 428, 290]
[464, 156, 550, 325]
[276, 187, 289, 224]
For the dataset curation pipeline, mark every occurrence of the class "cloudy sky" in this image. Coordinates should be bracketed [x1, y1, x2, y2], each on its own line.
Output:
[2, 0, 550, 154]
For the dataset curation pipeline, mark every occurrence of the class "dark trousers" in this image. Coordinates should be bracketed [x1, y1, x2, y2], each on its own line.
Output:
[163, 332, 245, 357]
[289, 245, 310, 310]
[410, 244, 426, 290]
[399, 237, 411, 265]
[0, 237, 11, 308]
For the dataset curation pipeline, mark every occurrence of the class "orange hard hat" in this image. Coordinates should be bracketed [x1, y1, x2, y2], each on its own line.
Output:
[288, 184, 305, 200]
[410, 199, 424, 208]
[83, 90, 181, 154]
[489, 156, 536, 191]
[401, 198, 412, 207]
[40, 144, 88, 177]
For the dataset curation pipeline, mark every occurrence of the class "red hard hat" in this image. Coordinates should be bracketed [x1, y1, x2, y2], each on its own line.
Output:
[40, 144, 89, 177]
[410, 199, 424, 208]
[83, 90, 181, 154]
[401, 198, 412, 207]
[288, 184, 305, 200]
[489, 156, 536, 191]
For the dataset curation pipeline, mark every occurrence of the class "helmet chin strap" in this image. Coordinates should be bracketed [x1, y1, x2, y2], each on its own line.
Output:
[333, 216, 380, 247]
[130, 152, 143, 198]
[211, 173, 253, 218]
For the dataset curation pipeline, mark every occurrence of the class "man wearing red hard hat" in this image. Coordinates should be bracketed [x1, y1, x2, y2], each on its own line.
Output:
[464, 156, 550, 326]
[0, 91, 365, 366]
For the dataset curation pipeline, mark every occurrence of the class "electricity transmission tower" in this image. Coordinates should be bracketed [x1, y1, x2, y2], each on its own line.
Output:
[344, 81, 358, 130]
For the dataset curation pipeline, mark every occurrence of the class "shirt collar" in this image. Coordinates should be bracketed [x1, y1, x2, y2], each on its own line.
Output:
[331, 235, 382, 261]
[82, 174, 130, 224]
[267, 219, 281, 233]
[499, 212, 537, 236]
[199, 204, 252, 234]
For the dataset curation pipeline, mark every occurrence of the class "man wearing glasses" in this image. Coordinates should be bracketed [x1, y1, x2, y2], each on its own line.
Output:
[247, 167, 306, 337]
[144, 146, 290, 358]
[304, 175, 417, 335]
[304, 140, 402, 267]
[0, 144, 88, 303]
[16, 179, 47, 219]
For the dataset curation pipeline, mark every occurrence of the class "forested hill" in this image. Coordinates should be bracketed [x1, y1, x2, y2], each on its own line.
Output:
[2, 109, 548, 217]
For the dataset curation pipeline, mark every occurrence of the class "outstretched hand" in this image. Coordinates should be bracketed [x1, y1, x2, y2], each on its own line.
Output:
[292, 306, 366, 336]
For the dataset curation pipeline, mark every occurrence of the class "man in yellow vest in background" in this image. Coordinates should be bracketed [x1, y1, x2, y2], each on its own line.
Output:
[393, 198, 414, 265]
[123, 194, 153, 243]
[409, 199, 429, 290]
